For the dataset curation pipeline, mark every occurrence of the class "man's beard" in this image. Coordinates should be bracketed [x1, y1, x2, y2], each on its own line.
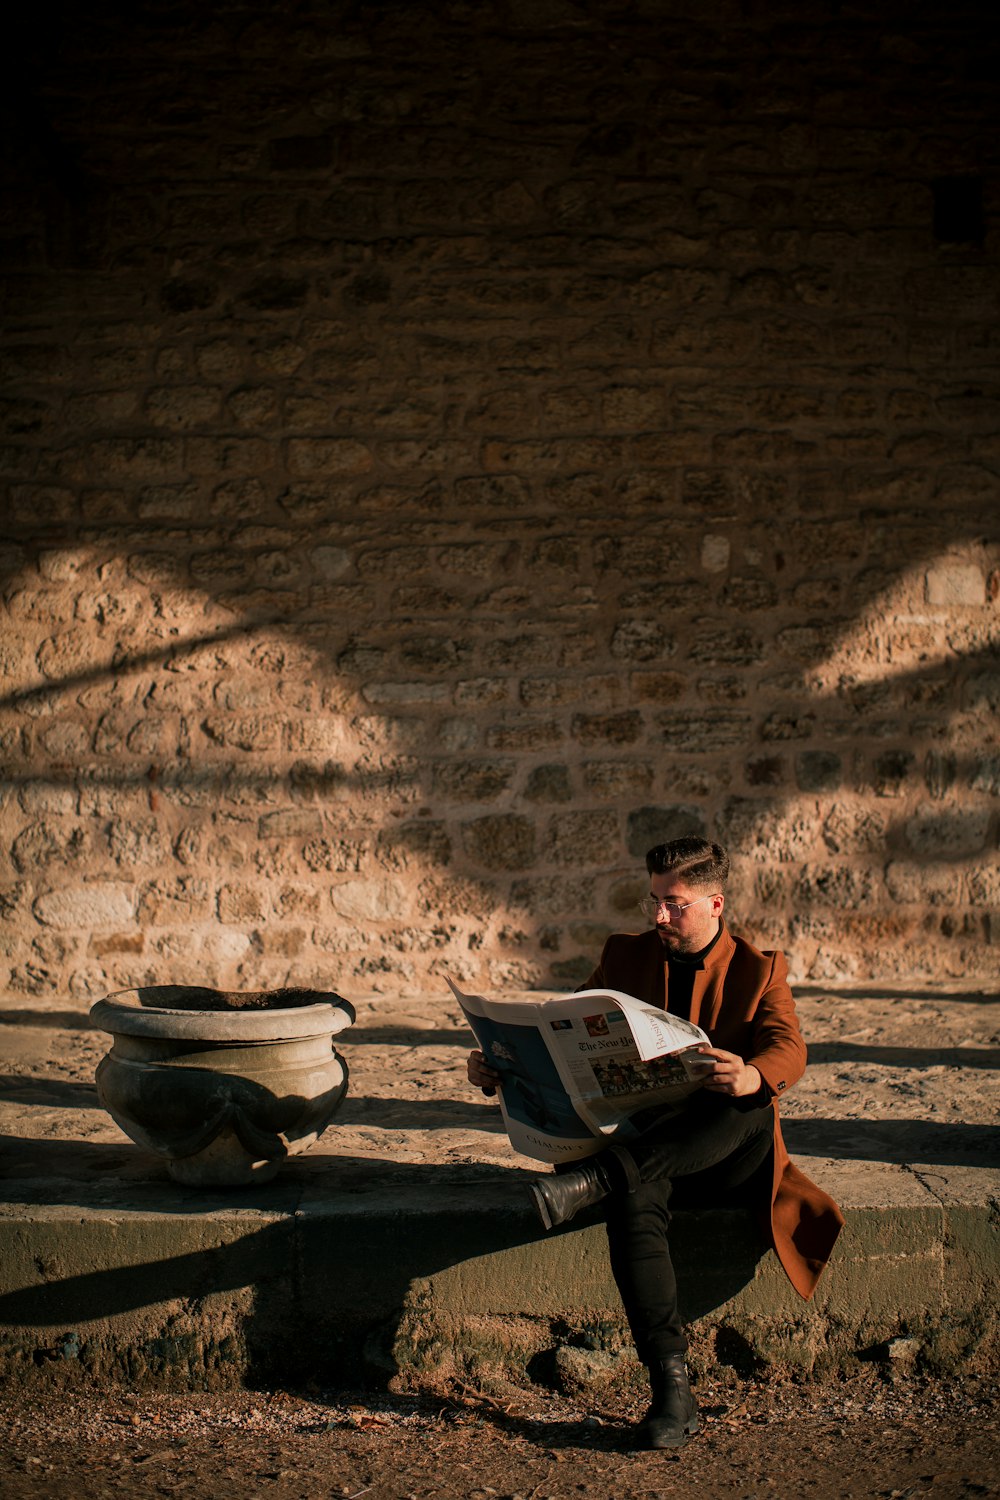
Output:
[657, 925, 692, 953]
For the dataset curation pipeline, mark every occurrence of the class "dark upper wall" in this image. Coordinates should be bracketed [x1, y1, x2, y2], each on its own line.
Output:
[1, 0, 997, 999]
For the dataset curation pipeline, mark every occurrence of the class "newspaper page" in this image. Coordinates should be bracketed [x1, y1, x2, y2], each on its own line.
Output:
[449, 978, 714, 1164]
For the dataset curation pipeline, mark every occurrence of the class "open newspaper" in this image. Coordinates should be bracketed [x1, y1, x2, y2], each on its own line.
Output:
[449, 978, 715, 1164]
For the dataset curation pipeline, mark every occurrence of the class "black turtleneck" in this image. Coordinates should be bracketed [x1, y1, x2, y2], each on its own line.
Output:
[665, 922, 724, 1020]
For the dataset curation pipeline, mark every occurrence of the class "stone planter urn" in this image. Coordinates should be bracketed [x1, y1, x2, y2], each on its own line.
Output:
[89, 985, 356, 1187]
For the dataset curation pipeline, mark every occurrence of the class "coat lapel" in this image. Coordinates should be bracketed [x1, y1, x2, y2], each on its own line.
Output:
[637, 930, 667, 1010]
[688, 925, 736, 1030]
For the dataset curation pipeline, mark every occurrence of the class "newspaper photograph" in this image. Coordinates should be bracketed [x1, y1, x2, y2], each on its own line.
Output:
[449, 978, 715, 1164]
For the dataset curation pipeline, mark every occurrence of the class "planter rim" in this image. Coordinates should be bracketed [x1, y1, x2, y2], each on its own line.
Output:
[90, 987, 355, 1042]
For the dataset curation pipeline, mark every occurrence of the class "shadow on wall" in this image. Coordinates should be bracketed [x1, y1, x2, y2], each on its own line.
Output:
[801, 1043, 1000, 1070]
[0, 545, 995, 993]
[0, 1008, 100, 1030]
[794, 987, 998, 1005]
[0, 1074, 101, 1108]
[781, 1118, 999, 1166]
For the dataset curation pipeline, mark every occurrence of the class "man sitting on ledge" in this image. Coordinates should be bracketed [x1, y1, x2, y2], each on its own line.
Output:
[467, 835, 844, 1451]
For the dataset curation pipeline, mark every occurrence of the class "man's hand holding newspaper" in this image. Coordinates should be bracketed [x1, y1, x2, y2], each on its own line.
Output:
[452, 979, 720, 1164]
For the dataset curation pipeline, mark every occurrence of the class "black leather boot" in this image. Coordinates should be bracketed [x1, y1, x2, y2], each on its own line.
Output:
[635, 1353, 699, 1449]
[528, 1159, 611, 1230]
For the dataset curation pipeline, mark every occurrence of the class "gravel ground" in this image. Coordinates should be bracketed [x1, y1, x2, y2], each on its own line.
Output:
[2, 986, 998, 1182]
[2, 1374, 998, 1500]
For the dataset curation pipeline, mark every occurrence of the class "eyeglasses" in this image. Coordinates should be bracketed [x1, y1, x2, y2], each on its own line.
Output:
[637, 895, 718, 920]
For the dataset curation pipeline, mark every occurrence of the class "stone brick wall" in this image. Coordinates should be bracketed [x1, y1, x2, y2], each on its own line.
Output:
[1, 0, 997, 1001]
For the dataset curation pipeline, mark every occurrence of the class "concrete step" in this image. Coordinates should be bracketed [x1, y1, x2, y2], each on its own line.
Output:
[1, 986, 997, 1390]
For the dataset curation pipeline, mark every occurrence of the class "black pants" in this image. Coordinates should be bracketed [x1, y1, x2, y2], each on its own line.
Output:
[600, 1092, 775, 1363]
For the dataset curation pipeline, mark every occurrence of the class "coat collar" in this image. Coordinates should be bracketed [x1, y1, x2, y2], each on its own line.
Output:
[649, 920, 736, 1028]
[629, 918, 740, 1026]
[689, 921, 736, 1028]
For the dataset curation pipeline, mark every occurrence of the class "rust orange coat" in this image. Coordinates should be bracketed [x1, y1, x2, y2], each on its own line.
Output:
[582, 924, 844, 1300]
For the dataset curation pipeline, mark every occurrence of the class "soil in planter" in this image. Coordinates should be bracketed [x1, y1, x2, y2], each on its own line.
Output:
[129, 987, 347, 1012]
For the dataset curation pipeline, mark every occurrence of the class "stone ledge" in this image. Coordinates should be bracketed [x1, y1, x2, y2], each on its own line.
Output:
[2, 985, 996, 1390]
[1, 1157, 997, 1392]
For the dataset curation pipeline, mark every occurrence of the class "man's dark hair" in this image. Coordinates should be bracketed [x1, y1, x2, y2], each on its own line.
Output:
[645, 836, 730, 890]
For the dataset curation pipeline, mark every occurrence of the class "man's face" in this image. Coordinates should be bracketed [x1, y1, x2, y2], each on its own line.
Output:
[648, 871, 724, 955]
